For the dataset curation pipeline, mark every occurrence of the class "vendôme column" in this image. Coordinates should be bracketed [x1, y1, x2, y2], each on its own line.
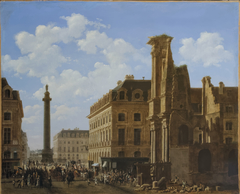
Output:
[41, 85, 53, 163]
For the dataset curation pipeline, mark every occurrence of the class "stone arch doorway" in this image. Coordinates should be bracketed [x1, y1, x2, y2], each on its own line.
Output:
[228, 149, 238, 176]
[178, 125, 189, 145]
[198, 149, 211, 173]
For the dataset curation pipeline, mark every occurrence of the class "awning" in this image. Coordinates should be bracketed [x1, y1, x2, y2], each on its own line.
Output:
[92, 163, 99, 167]
[102, 161, 107, 167]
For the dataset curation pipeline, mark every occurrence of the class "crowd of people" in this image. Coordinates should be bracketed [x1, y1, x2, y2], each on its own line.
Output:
[3, 160, 138, 189]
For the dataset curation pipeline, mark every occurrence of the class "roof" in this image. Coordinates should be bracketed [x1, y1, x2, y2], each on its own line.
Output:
[213, 87, 238, 103]
[112, 79, 151, 102]
[2, 78, 9, 88]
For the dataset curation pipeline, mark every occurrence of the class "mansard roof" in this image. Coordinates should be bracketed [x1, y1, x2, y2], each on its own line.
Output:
[112, 79, 151, 92]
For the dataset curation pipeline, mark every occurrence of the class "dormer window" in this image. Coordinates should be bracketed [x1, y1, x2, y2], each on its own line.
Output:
[120, 91, 125, 100]
[5, 90, 10, 98]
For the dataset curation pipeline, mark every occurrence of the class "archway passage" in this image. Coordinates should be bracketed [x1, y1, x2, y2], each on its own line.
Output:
[228, 149, 238, 176]
[178, 125, 189, 145]
[198, 149, 211, 173]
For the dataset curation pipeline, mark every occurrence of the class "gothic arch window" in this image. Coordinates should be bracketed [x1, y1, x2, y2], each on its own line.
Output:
[178, 125, 189, 145]
[118, 113, 125, 121]
[134, 113, 141, 121]
[228, 149, 238, 176]
[4, 112, 11, 120]
[5, 89, 10, 98]
[198, 149, 211, 173]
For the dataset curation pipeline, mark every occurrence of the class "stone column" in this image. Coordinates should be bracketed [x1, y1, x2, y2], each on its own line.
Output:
[42, 85, 53, 163]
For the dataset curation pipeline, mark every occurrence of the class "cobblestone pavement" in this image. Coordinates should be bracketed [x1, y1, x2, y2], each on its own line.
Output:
[1, 179, 137, 194]
[1, 179, 238, 194]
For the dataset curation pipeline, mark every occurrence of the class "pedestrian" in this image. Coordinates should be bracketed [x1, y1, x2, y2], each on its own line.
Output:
[94, 177, 98, 185]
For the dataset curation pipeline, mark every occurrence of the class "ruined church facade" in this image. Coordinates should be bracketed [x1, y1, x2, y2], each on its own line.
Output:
[147, 35, 238, 186]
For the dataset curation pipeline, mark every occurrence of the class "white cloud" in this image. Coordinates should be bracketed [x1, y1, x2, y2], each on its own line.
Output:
[77, 30, 150, 66]
[23, 104, 42, 124]
[52, 105, 81, 121]
[179, 32, 233, 67]
[2, 13, 108, 77]
[33, 62, 131, 104]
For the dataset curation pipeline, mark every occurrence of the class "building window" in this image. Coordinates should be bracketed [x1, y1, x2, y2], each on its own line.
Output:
[72, 141, 74, 144]
[5, 89, 10, 98]
[134, 113, 141, 121]
[118, 129, 125, 145]
[199, 134, 202, 144]
[120, 91, 125, 100]
[226, 137, 233, 144]
[64, 147, 66, 152]
[118, 113, 125, 121]
[4, 128, 11, 144]
[134, 129, 141, 145]
[198, 149, 211, 173]
[68, 147, 70, 152]
[64, 141, 66, 144]
[72, 147, 74, 152]
[68, 154, 70, 159]
[68, 141, 70, 144]
[106, 131, 108, 141]
[4, 151, 10, 159]
[4, 112, 11, 120]
[77, 147, 79, 152]
[226, 122, 232, 130]
[59, 147, 61, 152]
[134, 151, 141, 157]
[13, 151, 18, 159]
[226, 106, 233, 113]
[77, 141, 79, 144]
[118, 151, 125, 157]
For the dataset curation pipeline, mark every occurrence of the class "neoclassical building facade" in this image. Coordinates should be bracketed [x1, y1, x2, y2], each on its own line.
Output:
[88, 75, 151, 164]
[2, 78, 24, 171]
[53, 128, 89, 166]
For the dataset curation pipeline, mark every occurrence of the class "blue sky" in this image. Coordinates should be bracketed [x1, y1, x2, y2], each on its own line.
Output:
[1, 2, 238, 150]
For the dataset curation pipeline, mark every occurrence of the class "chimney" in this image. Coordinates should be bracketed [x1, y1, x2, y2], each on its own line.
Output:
[124, 75, 134, 80]
[219, 82, 224, 94]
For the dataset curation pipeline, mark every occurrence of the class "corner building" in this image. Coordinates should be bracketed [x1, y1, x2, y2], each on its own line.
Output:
[88, 75, 151, 164]
[2, 78, 24, 171]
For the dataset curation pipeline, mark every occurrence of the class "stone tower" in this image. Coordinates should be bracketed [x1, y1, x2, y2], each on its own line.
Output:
[41, 85, 53, 163]
[147, 34, 174, 180]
